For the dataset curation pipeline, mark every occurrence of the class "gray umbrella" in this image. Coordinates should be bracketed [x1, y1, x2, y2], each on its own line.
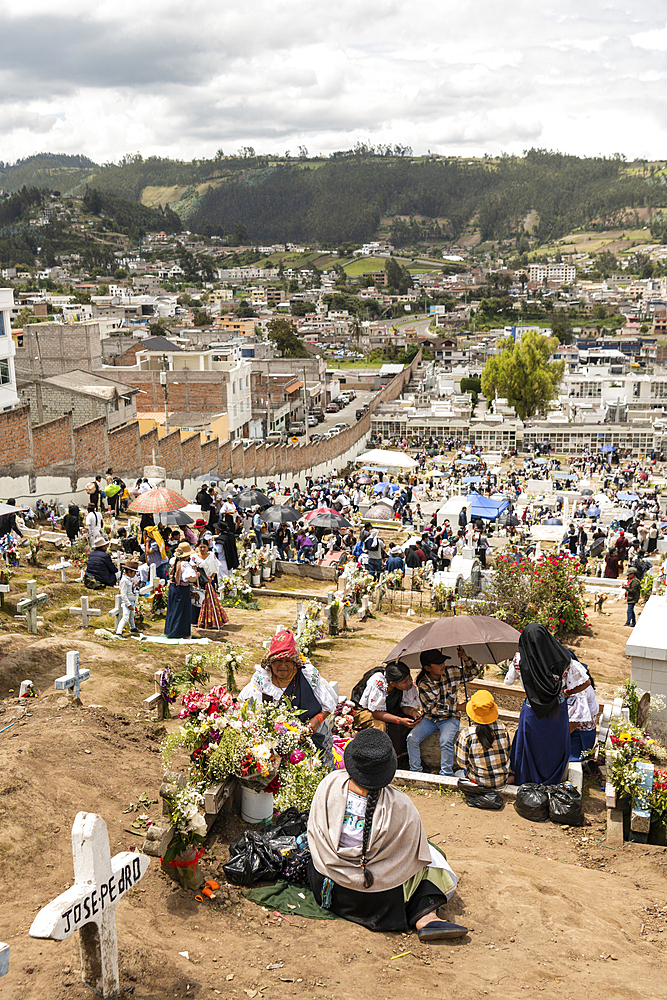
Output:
[309, 511, 353, 529]
[260, 505, 301, 524]
[156, 510, 194, 526]
[236, 488, 270, 509]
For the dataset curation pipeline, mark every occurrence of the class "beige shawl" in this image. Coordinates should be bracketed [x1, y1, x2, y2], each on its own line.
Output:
[307, 771, 431, 893]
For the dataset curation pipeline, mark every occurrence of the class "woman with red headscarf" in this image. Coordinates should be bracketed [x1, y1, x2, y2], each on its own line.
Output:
[239, 629, 337, 765]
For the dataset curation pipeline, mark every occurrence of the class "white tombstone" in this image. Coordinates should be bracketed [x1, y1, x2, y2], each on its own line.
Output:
[69, 596, 102, 628]
[19, 679, 35, 698]
[109, 595, 124, 632]
[30, 812, 150, 997]
[48, 558, 72, 583]
[55, 651, 91, 700]
[0, 942, 8, 978]
[15, 579, 48, 633]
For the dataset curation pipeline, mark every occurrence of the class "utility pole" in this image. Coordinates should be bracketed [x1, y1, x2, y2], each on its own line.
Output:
[303, 365, 309, 444]
[159, 354, 169, 434]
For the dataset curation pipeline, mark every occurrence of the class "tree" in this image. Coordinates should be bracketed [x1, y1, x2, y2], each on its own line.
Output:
[266, 318, 309, 358]
[481, 332, 564, 420]
[193, 310, 210, 327]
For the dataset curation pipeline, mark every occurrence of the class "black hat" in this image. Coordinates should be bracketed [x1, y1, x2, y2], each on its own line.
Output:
[419, 649, 451, 666]
[343, 729, 397, 790]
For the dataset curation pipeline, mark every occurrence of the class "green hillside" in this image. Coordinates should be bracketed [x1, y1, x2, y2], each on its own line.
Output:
[0, 153, 98, 195]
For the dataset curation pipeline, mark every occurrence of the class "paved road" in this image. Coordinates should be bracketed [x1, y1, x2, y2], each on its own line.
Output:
[310, 388, 376, 437]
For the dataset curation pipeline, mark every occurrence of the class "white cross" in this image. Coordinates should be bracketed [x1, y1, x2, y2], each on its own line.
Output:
[55, 651, 91, 700]
[15, 579, 48, 633]
[29, 812, 150, 997]
[69, 596, 102, 628]
[109, 594, 123, 631]
[146, 563, 157, 594]
[48, 558, 72, 583]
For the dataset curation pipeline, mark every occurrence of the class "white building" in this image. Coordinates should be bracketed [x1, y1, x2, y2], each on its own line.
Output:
[529, 262, 577, 284]
[0, 289, 20, 411]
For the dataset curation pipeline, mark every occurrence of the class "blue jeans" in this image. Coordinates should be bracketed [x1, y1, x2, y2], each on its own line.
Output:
[625, 602, 636, 626]
[254, 528, 263, 549]
[407, 716, 460, 776]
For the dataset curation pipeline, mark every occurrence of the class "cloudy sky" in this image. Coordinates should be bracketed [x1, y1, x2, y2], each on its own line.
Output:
[2, 0, 667, 165]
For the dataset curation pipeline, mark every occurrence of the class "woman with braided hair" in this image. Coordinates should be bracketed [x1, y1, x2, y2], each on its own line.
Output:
[307, 729, 468, 940]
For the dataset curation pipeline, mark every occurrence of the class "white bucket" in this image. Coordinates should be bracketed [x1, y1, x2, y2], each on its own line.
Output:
[241, 786, 274, 824]
[262, 566, 271, 580]
[251, 573, 261, 587]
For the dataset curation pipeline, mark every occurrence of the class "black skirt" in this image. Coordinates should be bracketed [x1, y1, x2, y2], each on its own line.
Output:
[307, 861, 446, 933]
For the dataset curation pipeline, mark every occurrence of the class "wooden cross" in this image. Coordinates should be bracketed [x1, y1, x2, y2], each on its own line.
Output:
[55, 651, 91, 700]
[69, 596, 102, 628]
[15, 579, 48, 633]
[48, 558, 72, 583]
[29, 812, 150, 997]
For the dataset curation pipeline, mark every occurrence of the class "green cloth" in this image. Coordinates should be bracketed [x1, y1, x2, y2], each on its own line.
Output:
[402, 843, 456, 902]
[243, 880, 340, 920]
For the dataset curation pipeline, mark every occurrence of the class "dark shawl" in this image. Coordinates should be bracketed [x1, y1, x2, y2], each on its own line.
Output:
[518, 622, 570, 719]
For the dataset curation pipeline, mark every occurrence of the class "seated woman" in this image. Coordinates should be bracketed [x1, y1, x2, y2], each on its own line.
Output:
[238, 629, 337, 763]
[307, 729, 467, 940]
[351, 661, 420, 760]
[453, 691, 511, 788]
[509, 622, 571, 786]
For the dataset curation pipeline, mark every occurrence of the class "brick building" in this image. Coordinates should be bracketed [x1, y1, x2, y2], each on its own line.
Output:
[14, 321, 103, 381]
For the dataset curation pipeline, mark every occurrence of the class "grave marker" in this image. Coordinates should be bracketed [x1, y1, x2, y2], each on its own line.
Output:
[0, 942, 8, 978]
[48, 558, 72, 583]
[69, 596, 102, 628]
[29, 811, 150, 997]
[109, 595, 123, 632]
[15, 579, 48, 633]
[55, 651, 91, 700]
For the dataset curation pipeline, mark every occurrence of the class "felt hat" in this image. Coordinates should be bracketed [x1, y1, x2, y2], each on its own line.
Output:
[123, 559, 139, 570]
[466, 690, 499, 725]
[176, 541, 193, 557]
[194, 518, 208, 529]
[344, 729, 397, 790]
[93, 537, 109, 549]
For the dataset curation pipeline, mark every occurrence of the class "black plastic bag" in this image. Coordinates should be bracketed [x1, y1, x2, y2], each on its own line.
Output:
[547, 782, 585, 827]
[223, 832, 286, 886]
[283, 846, 312, 885]
[466, 790, 504, 810]
[224, 809, 310, 887]
[514, 783, 550, 822]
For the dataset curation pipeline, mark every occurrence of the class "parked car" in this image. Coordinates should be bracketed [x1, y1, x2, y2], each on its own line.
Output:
[334, 422, 348, 431]
[356, 405, 369, 420]
[326, 402, 340, 413]
[307, 415, 318, 427]
[289, 422, 306, 436]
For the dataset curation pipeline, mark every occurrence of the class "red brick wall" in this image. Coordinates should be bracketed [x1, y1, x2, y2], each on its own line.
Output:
[140, 428, 160, 469]
[0, 406, 31, 465]
[180, 434, 201, 476]
[74, 416, 107, 472]
[108, 422, 141, 472]
[32, 415, 72, 468]
[200, 439, 219, 474]
[158, 430, 183, 474]
[218, 440, 232, 477]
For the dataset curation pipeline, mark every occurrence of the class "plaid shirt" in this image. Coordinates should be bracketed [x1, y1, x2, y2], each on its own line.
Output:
[417, 664, 477, 720]
[453, 721, 511, 788]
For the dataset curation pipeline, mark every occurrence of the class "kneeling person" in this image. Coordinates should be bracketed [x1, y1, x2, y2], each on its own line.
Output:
[454, 691, 510, 788]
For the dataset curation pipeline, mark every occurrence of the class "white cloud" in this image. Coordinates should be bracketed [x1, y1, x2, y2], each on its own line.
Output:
[0, 1, 666, 164]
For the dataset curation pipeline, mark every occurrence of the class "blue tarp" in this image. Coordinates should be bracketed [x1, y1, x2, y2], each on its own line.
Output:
[372, 482, 400, 494]
[462, 476, 482, 484]
[553, 472, 579, 480]
[617, 492, 640, 502]
[464, 493, 509, 520]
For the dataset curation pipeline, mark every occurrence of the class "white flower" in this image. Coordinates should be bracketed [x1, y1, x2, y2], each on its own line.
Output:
[187, 812, 207, 837]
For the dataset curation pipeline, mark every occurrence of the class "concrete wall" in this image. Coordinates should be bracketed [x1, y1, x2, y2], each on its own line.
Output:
[19, 381, 105, 428]
[14, 322, 103, 380]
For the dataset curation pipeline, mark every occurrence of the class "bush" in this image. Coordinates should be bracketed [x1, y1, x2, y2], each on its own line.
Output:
[482, 549, 589, 635]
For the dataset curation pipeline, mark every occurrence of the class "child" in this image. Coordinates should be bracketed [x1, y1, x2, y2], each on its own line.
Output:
[116, 560, 140, 637]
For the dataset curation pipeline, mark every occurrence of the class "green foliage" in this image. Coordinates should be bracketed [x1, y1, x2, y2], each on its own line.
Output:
[290, 300, 316, 316]
[0, 153, 97, 194]
[384, 256, 413, 293]
[82, 187, 181, 237]
[482, 549, 589, 635]
[460, 376, 482, 394]
[481, 331, 564, 420]
[266, 317, 309, 358]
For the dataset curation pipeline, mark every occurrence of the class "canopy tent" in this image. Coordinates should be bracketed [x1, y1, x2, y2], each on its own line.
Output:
[465, 493, 509, 520]
[616, 492, 641, 503]
[462, 476, 483, 484]
[372, 482, 400, 494]
[553, 471, 579, 481]
[356, 449, 418, 469]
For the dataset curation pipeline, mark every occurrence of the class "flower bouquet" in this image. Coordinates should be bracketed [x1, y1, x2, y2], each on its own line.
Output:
[161, 784, 208, 888]
[331, 699, 356, 739]
[219, 569, 258, 610]
[151, 579, 169, 617]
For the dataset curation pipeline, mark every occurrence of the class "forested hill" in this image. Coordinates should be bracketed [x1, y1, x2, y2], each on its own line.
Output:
[0, 153, 98, 194]
[2, 149, 664, 246]
[187, 152, 656, 246]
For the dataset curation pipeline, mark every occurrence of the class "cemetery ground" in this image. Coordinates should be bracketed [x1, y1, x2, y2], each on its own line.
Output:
[0, 550, 666, 998]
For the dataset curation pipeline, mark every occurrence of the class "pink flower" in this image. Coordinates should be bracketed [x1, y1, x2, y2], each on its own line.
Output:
[289, 749, 305, 764]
